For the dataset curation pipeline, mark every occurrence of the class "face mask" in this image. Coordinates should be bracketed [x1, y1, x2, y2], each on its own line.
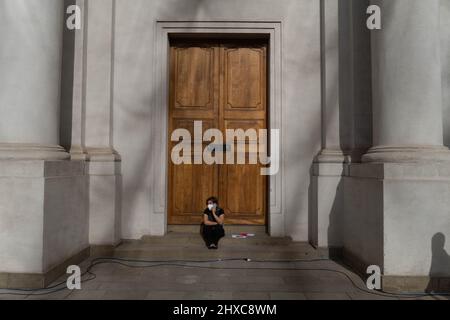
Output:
[207, 204, 214, 210]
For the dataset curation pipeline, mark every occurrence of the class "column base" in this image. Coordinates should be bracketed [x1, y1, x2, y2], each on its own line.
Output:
[310, 160, 348, 248]
[0, 248, 89, 289]
[86, 147, 121, 162]
[0, 143, 69, 160]
[342, 248, 450, 293]
[314, 149, 351, 164]
[87, 157, 122, 247]
[0, 160, 89, 283]
[344, 162, 450, 292]
[362, 145, 450, 163]
[311, 149, 352, 248]
[70, 145, 88, 161]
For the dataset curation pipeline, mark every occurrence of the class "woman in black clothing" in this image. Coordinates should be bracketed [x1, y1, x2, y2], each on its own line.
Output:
[201, 196, 225, 249]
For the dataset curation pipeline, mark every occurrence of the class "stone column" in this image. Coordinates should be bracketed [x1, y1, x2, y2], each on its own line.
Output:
[311, 0, 348, 249]
[363, 0, 450, 162]
[0, 0, 68, 160]
[344, 0, 450, 292]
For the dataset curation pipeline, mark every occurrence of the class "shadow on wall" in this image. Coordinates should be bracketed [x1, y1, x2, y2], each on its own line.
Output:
[426, 233, 450, 294]
[113, 0, 209, 237]
[307, 163, 344, 253]
[327, 179, 344, 254]
[60, 0, 77, 150]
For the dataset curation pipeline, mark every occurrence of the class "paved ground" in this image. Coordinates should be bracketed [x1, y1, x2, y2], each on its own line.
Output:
[0, 227, 448, 300]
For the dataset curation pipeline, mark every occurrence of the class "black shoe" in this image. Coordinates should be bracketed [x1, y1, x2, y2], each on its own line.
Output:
[208, 244, 215, 249]
[211, 244, 218, 249]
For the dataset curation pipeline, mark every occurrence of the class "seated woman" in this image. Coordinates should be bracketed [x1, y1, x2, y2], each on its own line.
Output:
[201, 196, 225, 249]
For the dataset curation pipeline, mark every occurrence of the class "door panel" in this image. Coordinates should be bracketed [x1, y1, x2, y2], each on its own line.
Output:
[220, 160, 265, 225]
[168, 40, 267, 225]
[218, 43, 267, 225]
[172, 163, 216, 224]
[168, 43, 219, 225]
[224, 47, 265, 110]
[174, 46, 215, 109]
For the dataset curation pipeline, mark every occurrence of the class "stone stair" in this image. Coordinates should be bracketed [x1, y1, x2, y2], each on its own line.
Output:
[112, 226, 328, 261]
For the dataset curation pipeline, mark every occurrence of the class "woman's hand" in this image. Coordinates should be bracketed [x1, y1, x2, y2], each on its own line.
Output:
[203, 214, 218, 226]
[212, 210, 224, 225]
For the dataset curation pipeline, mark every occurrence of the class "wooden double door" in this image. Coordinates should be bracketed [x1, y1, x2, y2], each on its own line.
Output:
[168, 39, 267, 225]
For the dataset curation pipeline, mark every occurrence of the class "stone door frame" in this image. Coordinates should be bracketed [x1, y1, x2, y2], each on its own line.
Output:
[151, 21, 284, 236]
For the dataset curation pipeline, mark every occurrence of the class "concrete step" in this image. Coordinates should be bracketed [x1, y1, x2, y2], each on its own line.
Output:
[112, 245, 325, 260]
[117, 240, 317, 252]
[168, 225, 267, 234]
[112, 251, 325, 260]
[140, 233, 293, 246]
[111, 229, 329, 261]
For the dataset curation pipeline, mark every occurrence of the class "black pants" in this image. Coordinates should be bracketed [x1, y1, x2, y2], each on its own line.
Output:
[201, 224, 225, 246]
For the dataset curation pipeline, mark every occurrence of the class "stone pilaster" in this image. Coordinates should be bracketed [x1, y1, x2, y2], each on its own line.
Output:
[311, 0, 349, 249]
[315, 0, 350, 165]
[82, 0, 122, 248]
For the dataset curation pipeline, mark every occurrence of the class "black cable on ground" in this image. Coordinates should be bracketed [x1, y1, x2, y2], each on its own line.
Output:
[0, 257, 448, 299]
[84, 258, 450, 299]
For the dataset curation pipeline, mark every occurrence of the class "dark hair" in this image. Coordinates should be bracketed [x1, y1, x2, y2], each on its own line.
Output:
[206, 196, 218, 205]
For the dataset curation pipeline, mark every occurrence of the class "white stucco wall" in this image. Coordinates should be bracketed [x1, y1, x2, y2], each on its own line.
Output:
[101, 0, 450, 243]
[112, 0, 322, 240]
